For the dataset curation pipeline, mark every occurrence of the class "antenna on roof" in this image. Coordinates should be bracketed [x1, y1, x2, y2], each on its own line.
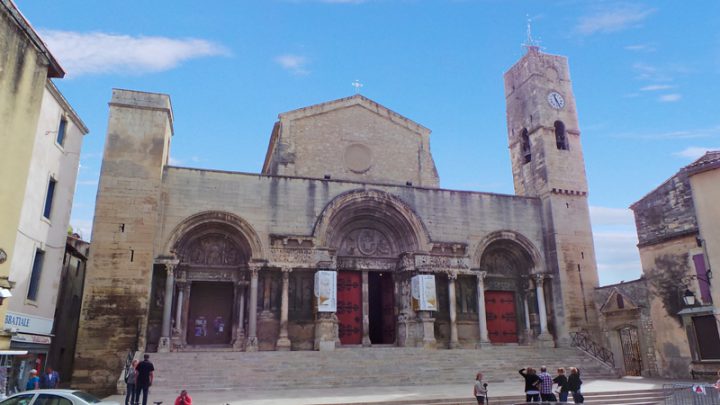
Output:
[352, 79, 363, 94]
[522, 14, 542, 52]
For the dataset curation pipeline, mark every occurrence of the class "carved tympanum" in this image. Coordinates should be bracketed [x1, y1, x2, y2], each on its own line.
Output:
[183, 234, 244, 266]
[338, 228, 394, 257]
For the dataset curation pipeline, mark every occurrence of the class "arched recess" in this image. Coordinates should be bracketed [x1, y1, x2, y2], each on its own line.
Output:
[473, 230, 543, 272]
[314, 189, 431, 253]
[163, 211, 264, 261]
[473, 231, 544, 344]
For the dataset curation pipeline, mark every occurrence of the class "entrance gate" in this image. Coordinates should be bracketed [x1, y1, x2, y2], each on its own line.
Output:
[369, 272, 395, 344]
[186, 281, 233, 345]
[337, 271, 362, 344]
[619, 326, 642, 376]
[485, 291, 518, 343]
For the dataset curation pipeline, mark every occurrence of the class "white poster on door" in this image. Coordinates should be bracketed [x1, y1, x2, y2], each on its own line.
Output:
[314, 270, 337, 312]
[411, 274, 437, 311]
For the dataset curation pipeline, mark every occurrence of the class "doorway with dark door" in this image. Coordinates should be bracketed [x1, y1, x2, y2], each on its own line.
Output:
[619, 326, 643, 375]
[369, 272, 395, 344]
[186, 281, 233, 345]
[337, 271, 362, 345]
[485, 290, 518, 343]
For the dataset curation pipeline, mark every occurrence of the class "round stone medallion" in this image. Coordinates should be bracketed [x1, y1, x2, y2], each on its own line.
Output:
[344, 143, 372, 173]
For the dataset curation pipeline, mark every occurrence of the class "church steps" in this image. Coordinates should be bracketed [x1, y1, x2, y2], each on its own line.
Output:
[148, 346, 619, 391]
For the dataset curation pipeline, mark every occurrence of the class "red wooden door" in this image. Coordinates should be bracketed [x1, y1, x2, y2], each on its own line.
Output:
[485, 291, 518, 343]
[337, 271, 362, 344]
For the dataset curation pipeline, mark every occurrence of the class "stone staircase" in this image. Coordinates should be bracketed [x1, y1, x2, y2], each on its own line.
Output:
[149, 346, 619, 392]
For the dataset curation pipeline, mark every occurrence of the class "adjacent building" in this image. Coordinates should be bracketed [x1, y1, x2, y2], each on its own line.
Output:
[629, 151, 720, 378]
[0, 0, 88, 393]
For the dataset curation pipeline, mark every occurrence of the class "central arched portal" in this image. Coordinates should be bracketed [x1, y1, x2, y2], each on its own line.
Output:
[321, 191, 424, 346]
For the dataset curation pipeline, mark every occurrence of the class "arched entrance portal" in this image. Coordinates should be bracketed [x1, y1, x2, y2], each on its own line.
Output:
[173, 219, 254, 347]
[319, 190, 425, 346]
[478, 237, 536, 344]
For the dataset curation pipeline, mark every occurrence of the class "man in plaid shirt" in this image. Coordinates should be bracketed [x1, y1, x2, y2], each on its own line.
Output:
[538, 366, 557, 402]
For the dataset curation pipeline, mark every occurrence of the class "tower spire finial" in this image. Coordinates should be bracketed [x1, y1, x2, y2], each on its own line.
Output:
[522, 14, 541, 52]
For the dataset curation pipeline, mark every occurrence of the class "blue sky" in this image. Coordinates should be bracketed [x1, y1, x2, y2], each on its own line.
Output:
[16, 0, 720, 285]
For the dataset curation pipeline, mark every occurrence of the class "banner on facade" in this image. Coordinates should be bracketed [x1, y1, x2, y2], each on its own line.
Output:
[4, 312, 53, 335]
[314, 270, 337, 312]
[411, 274, 437, 311]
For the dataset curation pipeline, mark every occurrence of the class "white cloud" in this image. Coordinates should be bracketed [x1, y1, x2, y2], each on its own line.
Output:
[69, 218, 93, 240]
[590, 206, 635, 227]
[659, 93, 682, 102]
[624, 43, 656, 52]
[640, 84, 674, 91]
[275, 54, 310, 75]
[674, 146, 720, 160]
[169, 156, 183, 165]
[611, 125, 720, 140]
[593, 231, 643, 285]
[576, 6, 656, 35]
[39, 30, 229, 77]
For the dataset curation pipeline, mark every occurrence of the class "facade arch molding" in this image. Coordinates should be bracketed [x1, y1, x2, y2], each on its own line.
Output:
[473, 230, 544, 275]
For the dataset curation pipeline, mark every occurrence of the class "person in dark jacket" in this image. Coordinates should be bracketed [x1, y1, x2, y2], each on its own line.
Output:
[553, 367, 569, 402]
[566, 367, 584, 403]
[519, 367, 541, 402]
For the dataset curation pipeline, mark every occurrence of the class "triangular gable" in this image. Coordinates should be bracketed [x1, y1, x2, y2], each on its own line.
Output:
[600, 288, 639, 313]
[278, 94, 430, 135]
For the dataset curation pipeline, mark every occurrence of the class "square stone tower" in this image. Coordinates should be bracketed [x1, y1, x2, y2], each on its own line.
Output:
[504, 46, 600, 341]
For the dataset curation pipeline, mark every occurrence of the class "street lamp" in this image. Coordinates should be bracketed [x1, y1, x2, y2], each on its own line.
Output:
[682, 289, 696, 307]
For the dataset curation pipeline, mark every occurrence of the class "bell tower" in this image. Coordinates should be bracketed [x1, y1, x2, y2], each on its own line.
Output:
[504, 45, 600, 341]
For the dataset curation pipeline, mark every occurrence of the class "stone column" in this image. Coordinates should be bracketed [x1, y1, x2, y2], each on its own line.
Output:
[276, 267, 292, 351]
[158, 261, 177, 352]
[361, 271, 371, 347]
[523, 293, 531, 332]
[246, 267, 260, 351]
[535, 274, 553, 345]
[181, 283, 191, 346]
[475, 271, 490, 347]
[233, 281, 246, 350]
[174, 283, 184, 335]
[447, 273, 459, 349]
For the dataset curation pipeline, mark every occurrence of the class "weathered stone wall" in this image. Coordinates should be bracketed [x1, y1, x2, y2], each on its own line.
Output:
[157, 168, 546, 261]
[263, 95, 439, 188]
[73, 90, 173, 394]
[638, 235, 700, 378]
[631, 171, 697, 247]
[688, 166, 720, 307]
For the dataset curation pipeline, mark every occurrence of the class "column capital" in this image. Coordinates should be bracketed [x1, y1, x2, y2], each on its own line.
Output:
[446, 271, 458, 280]
[533, 273, 547, 286]
[475, 271, 487, 282]
[281, 266, 294, 273]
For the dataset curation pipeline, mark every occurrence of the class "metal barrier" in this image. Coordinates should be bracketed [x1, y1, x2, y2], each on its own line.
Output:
[664, 383, 720, 404]
[569, 331, 615, 368]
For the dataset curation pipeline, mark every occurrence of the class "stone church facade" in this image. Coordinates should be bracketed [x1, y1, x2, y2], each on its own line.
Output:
[74, 46, 601, 392]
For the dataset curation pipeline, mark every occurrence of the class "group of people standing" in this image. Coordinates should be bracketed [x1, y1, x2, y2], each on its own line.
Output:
[473, 367, 584, 404]
[519, 366, 584, 403]
[25, 367, 60, 391]
[124, 354, 155, 405]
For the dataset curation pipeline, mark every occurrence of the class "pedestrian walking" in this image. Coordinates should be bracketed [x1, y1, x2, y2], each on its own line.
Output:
[25, 369, 39, 391]
[125, 359, 138, 405]
[473, 372, 488, 404]
[519, 367, 541, 402]
[40, 366, 60, 389]
[538, 366, 557, 402]
[553, 368, 569, 403]
[566, 367, 584, 404]
[174, 390, 192, 405]
[134, 354, 155, 405]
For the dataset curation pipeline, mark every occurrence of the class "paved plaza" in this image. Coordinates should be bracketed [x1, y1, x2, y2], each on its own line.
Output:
[104, 376, 681, 405]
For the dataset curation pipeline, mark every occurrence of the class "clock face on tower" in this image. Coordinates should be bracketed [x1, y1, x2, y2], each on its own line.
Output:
[547, 91, 565, 109]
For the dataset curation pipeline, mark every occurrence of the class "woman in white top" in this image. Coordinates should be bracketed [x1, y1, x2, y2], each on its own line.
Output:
[474, 372, 488, 404]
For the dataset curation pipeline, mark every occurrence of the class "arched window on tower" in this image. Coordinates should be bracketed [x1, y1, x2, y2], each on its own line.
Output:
[521, 128, 531, 163]
[555, 121, 569, 150]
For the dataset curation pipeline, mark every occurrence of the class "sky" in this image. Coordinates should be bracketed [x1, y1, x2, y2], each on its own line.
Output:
[15, 0, 720, 286]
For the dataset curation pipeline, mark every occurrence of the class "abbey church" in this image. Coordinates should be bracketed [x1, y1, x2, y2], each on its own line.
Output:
[74, 46, 602, 391]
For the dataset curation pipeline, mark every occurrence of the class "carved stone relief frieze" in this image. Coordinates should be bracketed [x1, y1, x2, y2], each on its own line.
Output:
[338, 228, 394, 257]
[183, 234, 244, 266]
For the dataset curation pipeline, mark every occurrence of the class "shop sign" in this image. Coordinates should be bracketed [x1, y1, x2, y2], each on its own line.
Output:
[314, 270, 337, 312]
[10, 333, 52, 345]
[412, 274, 437, 311]
[4, 312, 53, 335]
